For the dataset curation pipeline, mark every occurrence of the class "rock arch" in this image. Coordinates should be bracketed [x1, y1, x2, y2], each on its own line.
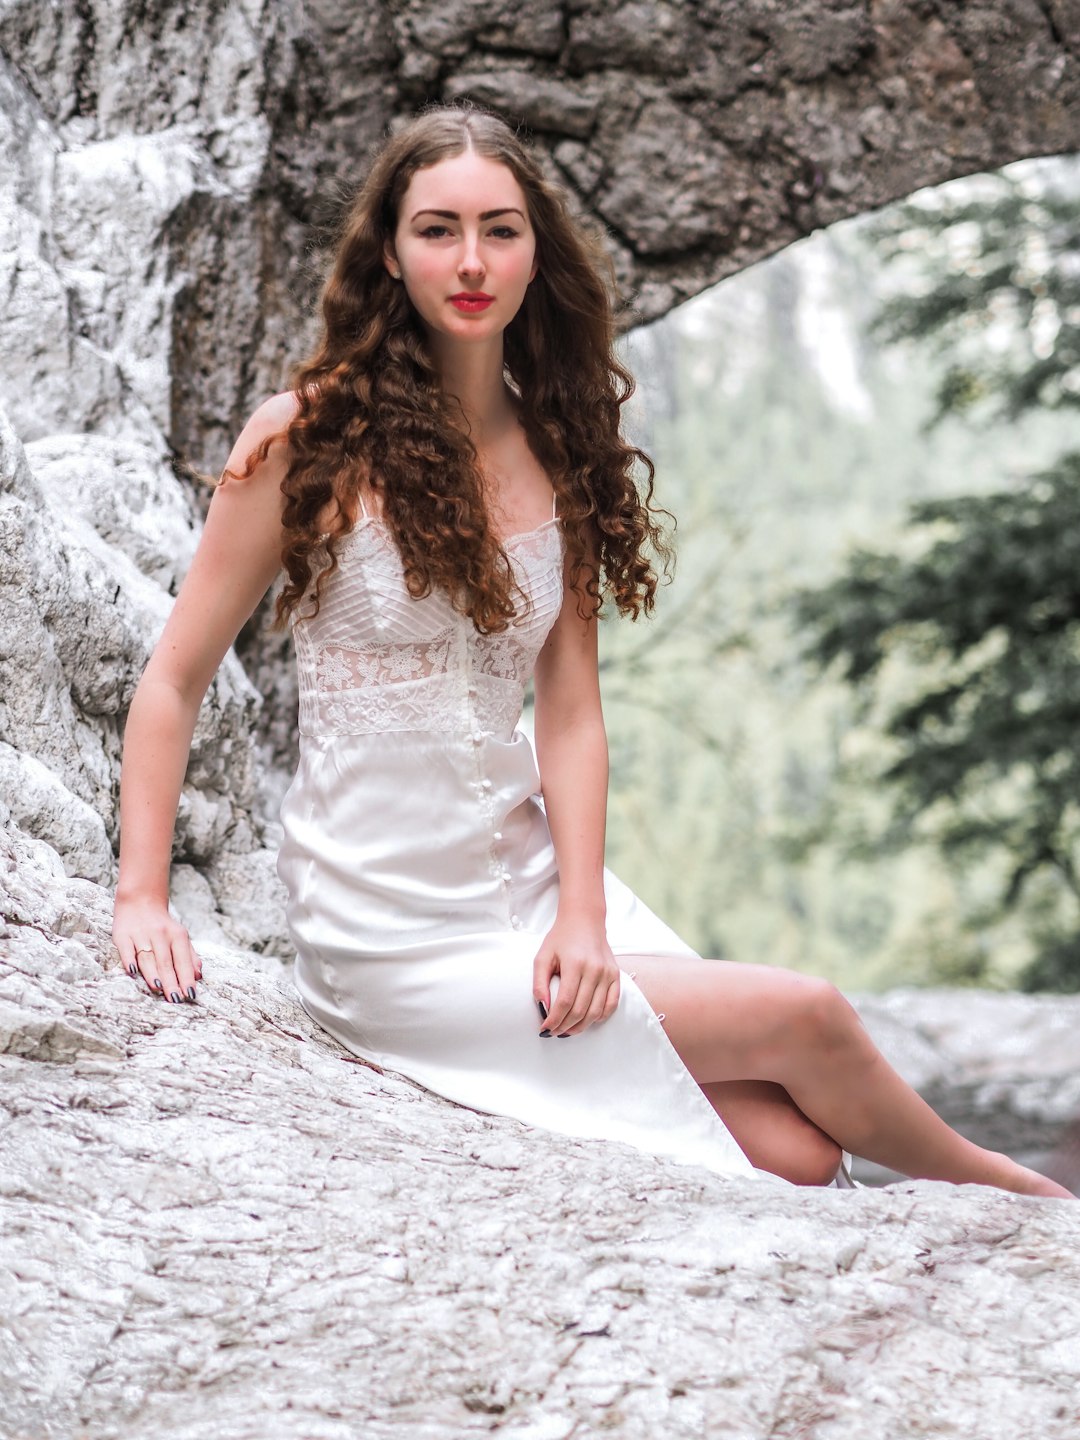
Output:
[1, 1, 1078, 462]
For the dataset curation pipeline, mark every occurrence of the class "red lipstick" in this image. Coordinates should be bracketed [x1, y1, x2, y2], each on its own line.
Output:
[450, 292, 494, 312]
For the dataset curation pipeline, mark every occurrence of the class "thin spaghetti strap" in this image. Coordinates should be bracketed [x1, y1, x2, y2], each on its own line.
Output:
[357, 489, 369, 520]
[551, 489, 558, 521]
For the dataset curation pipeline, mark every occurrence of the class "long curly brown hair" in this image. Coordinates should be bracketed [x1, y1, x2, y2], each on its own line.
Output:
[226, 102, 672, 632]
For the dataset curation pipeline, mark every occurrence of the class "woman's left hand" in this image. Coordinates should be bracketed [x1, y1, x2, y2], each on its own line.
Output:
[532, 916, 621, 1037]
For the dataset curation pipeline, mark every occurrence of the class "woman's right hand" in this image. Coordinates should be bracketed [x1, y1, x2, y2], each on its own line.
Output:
[112, 893, 202, 1003]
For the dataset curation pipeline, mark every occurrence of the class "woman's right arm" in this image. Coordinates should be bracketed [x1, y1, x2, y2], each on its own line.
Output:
[112, 391, 299, 1002]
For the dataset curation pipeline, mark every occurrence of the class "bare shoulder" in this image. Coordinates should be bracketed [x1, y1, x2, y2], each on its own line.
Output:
[196, 390, 307, 579]
[253, 388, 303, 433]
[222, 389, 303, 484]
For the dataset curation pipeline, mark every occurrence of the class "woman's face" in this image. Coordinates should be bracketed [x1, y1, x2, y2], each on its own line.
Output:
[386, 150, 538, 346]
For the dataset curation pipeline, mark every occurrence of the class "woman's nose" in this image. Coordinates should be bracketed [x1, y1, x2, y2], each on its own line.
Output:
[458, 237, 485, 278]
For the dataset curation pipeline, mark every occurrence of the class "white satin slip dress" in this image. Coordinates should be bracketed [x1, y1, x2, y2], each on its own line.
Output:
[277, 493, 855, 1187]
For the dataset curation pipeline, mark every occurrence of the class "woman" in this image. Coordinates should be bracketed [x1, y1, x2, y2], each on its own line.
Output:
[112, 103, 1071, 1198]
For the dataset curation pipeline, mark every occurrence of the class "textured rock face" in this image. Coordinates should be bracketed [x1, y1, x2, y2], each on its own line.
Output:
[4, 825, 1080, 1440]
[852, 990, 1080, 1187]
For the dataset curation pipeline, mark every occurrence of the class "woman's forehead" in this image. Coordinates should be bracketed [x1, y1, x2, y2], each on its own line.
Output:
[402, 151, 529, 218]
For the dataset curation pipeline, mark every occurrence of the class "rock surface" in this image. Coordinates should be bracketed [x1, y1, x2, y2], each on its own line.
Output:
[3, 823, 1080, 1440]
[853, 989, 1080, 1187]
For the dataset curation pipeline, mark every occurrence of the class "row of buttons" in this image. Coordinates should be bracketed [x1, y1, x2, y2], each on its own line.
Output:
[468, 720, 523, 930]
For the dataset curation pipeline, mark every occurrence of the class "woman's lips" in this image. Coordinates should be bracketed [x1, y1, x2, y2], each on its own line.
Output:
[450, 294, 494, 312]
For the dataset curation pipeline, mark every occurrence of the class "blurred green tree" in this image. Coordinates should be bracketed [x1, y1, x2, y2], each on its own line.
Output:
[794, 161, 1080, 990]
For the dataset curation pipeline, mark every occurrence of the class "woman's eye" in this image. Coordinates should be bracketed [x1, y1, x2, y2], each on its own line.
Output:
[420, 225, 452, 238]
[489, 226, 519, 239]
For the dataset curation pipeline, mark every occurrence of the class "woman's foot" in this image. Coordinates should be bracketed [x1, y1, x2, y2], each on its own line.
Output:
[964, 1152, 1076, 1200]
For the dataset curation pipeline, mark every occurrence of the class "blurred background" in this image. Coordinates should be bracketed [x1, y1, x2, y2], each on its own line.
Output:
[579, 152, 1080, 1002]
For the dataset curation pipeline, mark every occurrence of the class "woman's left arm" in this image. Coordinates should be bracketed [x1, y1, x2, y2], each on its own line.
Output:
[530, 564, 621, 1038]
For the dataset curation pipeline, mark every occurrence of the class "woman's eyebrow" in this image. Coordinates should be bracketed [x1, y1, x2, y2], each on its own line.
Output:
[410, 207, 526, 222]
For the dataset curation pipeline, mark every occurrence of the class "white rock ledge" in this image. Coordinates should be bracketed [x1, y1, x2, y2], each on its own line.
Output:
[3, 822, 1080, 1440]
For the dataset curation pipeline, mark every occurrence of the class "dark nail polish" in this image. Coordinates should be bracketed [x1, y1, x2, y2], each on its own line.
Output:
[186, 985, 197, 1001]
[536, 999, 548, 1020]
[127, 961, 137, 977]
[152, 978, 164, 991]
[170, 990, 182, 1003]
[539, 1029, 551, 1038]
[557, 1033, 571, 1039]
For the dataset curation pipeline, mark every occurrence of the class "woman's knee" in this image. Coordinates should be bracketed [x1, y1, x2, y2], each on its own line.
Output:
[784, 974, 861, 1054]
[706, 1078, 844, 1187]
[738, 1103, 844, 1186]
[773, 1129, 845, 1187]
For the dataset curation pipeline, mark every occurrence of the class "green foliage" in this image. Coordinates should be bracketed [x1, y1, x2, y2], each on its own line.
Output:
[603, 162, 1080, 992]
[865, 165, 1080, 428]
[796, 248, 1080, 991]
[601, 230, 1004, 989]
[797, 449, 1080, 904]
[1018, 933, 1080, 993]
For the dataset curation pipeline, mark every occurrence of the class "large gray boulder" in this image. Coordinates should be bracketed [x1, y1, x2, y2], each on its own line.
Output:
[3, 821, 1080, 1439]
[5, 0, 1080, 461]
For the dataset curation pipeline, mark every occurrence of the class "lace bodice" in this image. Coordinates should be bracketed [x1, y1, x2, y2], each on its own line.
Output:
[292, 517, 565, 738]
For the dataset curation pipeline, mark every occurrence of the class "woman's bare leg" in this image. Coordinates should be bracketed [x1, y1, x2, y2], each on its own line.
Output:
[702, 1079, 844, 1186]
[615, 954, 1073, 1199]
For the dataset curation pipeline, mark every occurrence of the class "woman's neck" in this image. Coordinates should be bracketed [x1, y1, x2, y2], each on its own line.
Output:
[430, 335, 517, 445]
